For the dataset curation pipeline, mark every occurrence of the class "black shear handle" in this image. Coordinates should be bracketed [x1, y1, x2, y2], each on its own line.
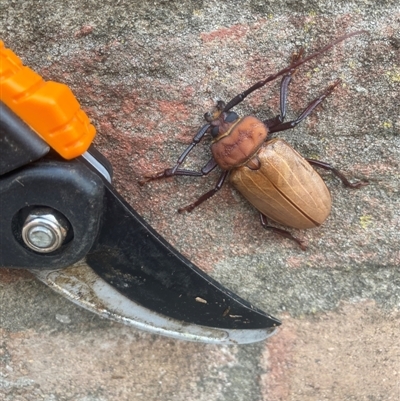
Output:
[0, 101, 104, 269]
[0, 102, 49, 175]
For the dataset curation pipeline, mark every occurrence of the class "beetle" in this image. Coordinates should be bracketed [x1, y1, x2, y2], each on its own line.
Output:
[140, 31, 368, 250]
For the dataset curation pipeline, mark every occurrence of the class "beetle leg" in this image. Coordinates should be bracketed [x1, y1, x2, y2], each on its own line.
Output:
[170, 123, 211, 175]
[265, 50, 306, 130]
[139, 124, 211, 184]
[268, 80, 341, 134]
[259, 214, 307, 251]
[178, 170, 229, 213]
[278, 74, 293, 123]
[306, 159, 369, 188]
[264, 75, 292, 129]
[170, 157, 218, 177]
[139, 157, 218, 185]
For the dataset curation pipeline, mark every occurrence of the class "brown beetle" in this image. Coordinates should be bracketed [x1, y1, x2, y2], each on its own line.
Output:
[140, 31, 368, 250]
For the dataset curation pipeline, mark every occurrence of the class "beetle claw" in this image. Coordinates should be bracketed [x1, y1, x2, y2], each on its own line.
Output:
[348, 180, 369, 189]
[278, 232, 307, 251]
[297, 240, 308, 251]
[289, 48, 304, 74]
[287, 234, 307, 251]
[178, 205, 194, 213]
[138, 177, 150, 186]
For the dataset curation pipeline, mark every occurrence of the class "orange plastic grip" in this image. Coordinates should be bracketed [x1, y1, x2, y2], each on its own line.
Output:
[0, 40, 95, 159]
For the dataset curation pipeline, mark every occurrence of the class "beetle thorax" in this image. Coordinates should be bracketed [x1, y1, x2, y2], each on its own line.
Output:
[210, 115, 269, 170]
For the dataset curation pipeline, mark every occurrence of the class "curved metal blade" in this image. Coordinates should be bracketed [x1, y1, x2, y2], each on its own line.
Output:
[34, 261, 277, 344]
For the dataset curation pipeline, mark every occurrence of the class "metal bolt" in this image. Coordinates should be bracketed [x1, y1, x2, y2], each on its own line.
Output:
[22, 208, 68, 253]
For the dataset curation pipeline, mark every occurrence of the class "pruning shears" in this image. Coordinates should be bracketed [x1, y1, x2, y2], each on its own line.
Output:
[0, 41, 280, 344]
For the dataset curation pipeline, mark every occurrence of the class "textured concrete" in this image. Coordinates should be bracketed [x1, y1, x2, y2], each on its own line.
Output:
[1, 1, 399, 400]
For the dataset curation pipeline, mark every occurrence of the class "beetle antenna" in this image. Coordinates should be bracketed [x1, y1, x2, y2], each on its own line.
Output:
[223, 30, 368, 112]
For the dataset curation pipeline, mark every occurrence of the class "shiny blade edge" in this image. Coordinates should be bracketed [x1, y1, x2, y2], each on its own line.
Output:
[33, 261, 278, 344]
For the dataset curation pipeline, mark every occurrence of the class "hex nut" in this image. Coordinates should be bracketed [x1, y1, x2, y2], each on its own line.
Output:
[21, 208, 68, 253]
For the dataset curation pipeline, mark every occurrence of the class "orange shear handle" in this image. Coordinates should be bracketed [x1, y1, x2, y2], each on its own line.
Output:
[0, 40, 95, 159]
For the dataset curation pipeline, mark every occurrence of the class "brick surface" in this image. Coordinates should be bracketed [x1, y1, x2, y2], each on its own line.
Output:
[1, 1, 399, 400]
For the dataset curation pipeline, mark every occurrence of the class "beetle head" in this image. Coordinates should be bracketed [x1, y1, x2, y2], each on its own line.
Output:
[204, 100, 226, 122]
[205, 100, 240, 140]
[209, 110, 240, 140]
